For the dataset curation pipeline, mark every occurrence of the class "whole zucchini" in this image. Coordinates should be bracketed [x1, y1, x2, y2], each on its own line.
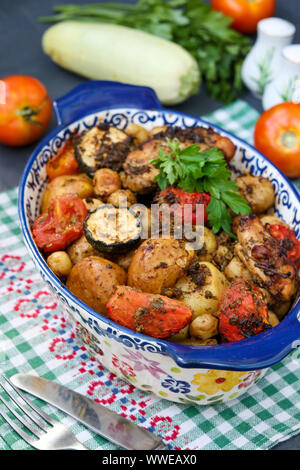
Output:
[42, 21, 201, 105]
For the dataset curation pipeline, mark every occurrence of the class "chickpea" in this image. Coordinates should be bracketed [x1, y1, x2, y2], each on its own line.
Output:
[93, 168, 121, 200]
[125, 123, 150, 145]
[107, 189, 137, 208]
[189, 314, 218, 340]
[47, 251, 72, 278]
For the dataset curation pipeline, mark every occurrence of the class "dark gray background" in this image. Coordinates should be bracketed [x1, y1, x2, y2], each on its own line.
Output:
[0, 0, 299, 450]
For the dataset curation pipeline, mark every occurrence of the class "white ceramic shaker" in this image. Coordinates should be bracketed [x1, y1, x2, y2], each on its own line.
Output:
[241, 17, 296, 98]
[263, 44, 300, 110]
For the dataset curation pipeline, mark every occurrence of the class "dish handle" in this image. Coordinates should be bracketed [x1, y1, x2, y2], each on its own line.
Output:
[53, 80, 163, 126]
[165, 305, 300, 371]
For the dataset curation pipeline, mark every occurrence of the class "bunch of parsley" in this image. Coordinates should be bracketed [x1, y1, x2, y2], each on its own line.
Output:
[151, 138, 250, 237]
[40, 0, 251, 103]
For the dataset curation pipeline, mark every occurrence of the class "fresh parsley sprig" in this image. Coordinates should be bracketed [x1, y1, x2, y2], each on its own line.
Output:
[150, 138, 251, 237]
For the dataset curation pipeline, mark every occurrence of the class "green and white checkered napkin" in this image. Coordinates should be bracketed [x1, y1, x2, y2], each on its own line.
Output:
[0, 100, 299, 451]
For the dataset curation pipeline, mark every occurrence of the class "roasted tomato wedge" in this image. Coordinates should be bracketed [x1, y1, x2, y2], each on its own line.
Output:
[218, 279, 271, 343]
[267, 224, 300, 269]
[107, 285, 193, 339]
[33, 195, 88, 253]
[156, 186, 211, 225]
[46, 140, 80, 181]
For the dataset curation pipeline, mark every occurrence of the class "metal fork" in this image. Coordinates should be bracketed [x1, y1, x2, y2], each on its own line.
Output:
[0, 374, 89, 450]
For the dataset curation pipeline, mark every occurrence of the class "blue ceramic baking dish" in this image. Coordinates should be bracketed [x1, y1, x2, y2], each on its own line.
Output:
[18, 81, 300, 404]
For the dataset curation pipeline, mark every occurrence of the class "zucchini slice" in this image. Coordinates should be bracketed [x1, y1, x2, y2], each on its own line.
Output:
[75, 123, 132, 177]
[84, 204, 141, 254]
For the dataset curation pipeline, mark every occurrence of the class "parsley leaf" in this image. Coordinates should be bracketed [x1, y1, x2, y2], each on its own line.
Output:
[207, 198, 234, 236]
[150, 139, 251, 237]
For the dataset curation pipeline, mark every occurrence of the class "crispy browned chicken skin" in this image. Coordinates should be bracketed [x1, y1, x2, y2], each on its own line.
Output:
[120, 138, 165, 194]
[121, 126, 236, 194]
[235, 214, 298, 302]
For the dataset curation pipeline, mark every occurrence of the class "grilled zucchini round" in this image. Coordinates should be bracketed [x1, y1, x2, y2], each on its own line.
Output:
[84, 204, 141, 254]
[75, 123, 132, 177]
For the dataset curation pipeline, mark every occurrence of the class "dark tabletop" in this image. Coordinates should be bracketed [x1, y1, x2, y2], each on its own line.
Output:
[0, 0, 299, 450]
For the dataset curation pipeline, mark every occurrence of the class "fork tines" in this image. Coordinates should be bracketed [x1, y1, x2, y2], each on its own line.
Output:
[0, 374, 88, 450]
[0, 374, 52, 447]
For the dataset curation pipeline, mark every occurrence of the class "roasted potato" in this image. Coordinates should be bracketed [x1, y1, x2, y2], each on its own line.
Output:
[115, 249, 136, 271]
[148, 125, 168, 137]
[93, 168, 121, 200]
[67, 235, 109, 265]
[125, 123, 150, 145]
[224, 256, 252, 282]
[107, 189, 137, 208]
[268, 311, 280, 327]
[189, 314, 219, 340]
[272, 300, 291, 320]
[236, 175, 275, 214]
[212, 244, 235, 271]
[168, 325, 189, 343]
[175, 261, 228, 319]
[66, 256, 127, 315]
[41, 174, 94, 213]
[128, 238, 194, 294]
[196, 227, 217, 262]
[46, 251, 72, 278]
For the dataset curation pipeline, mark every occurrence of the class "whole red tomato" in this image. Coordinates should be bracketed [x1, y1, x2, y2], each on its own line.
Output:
[0, 75, 52, 146]
[211, 0, 276, 34]
[254, 102, 300, 179]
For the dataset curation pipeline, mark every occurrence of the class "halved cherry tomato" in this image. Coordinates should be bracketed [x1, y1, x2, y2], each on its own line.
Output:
[254, 102, 300, 178]
[107, 285, 193, 339]
[33, 195, 87, 253]
[46, 140, 80, 181]
[267, 223, 300, 269]
[156, 186, 211, 225]
[211, 0, 276, 34]
[0, 75, 52, 146]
